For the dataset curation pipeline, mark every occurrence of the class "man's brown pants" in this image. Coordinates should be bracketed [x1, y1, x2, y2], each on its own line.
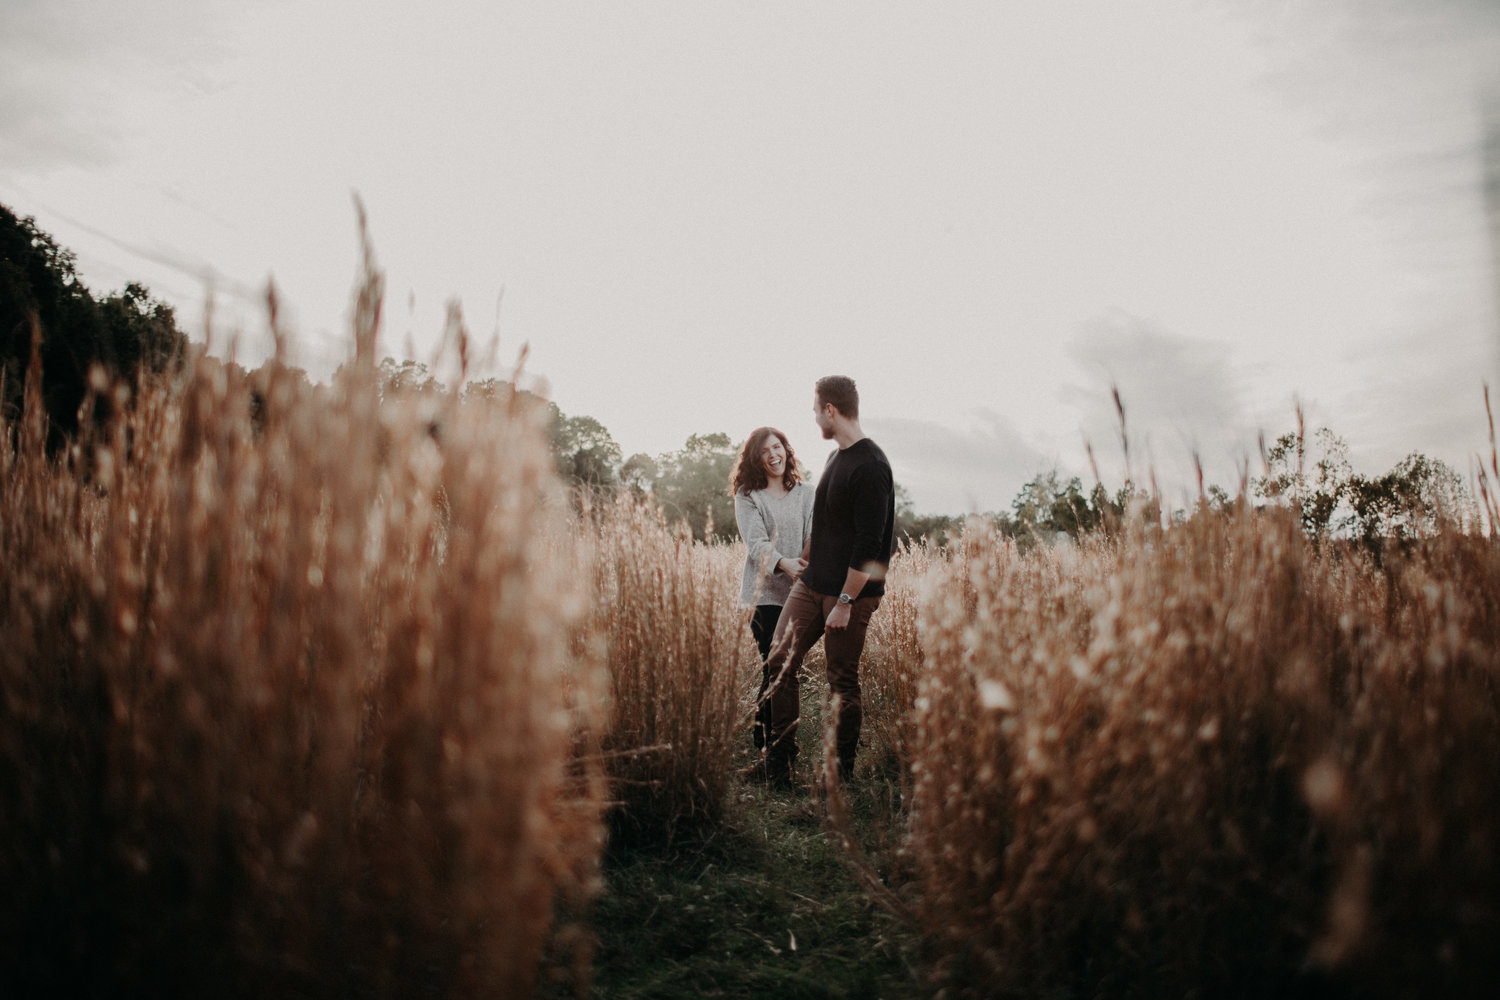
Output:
[760, 580, 881, 780]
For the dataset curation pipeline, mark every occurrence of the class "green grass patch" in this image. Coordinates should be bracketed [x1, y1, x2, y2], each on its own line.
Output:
[581, 773, 926, 1000]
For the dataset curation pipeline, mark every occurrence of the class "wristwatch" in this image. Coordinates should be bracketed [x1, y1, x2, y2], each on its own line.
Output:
[837, 593, 853, 606]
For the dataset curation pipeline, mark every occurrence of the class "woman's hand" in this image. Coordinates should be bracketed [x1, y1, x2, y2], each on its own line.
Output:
[778, 557, 806, 580]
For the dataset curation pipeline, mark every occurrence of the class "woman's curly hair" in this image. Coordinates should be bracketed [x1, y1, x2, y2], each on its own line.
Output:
[729, 426, 801, 496]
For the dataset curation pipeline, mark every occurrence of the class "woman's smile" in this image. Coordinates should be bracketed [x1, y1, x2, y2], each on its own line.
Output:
[762, 439, 787, 478]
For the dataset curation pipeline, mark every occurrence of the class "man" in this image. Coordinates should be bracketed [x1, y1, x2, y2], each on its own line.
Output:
[757, 375, 895, 787]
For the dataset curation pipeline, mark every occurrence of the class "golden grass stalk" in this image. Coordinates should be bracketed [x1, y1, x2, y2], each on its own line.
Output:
[855, 540, 934, 782]
[588, 496, 748, 845]
[906, 507, 1500, 998]
[0, 274, 607, 996]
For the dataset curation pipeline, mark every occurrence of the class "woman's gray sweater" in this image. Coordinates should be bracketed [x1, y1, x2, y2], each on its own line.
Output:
[734, 483, 816, 607]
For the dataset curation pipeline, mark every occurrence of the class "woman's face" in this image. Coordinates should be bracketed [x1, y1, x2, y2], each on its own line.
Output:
[760, 436, 787, 481]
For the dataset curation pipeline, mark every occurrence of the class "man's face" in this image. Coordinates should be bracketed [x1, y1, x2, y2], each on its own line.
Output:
[813, 392, 834, 440]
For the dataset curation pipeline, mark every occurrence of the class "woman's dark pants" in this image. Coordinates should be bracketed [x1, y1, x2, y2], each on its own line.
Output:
[750, 604, 781, 749]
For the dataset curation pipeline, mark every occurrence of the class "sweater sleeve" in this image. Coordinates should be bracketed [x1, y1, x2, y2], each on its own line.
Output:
[735, 492, 780, 577]
[847, 461, 893, 573]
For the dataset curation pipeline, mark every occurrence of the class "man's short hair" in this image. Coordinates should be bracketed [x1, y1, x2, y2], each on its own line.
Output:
[815, 375, 859, 419]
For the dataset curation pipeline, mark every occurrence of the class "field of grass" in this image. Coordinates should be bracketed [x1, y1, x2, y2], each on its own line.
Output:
[5, 272, 1500, 997]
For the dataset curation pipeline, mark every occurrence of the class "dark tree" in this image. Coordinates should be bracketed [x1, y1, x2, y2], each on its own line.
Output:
[551, 414, 623, 489]
[1255, 423, 1473, 554]
[997, 470, 1138, 549]
[652, 432, 738, 542]
[1, 203, 187, 445]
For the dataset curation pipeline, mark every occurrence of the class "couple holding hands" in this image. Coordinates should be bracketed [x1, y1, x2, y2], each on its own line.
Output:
[729, 375, 895, 789]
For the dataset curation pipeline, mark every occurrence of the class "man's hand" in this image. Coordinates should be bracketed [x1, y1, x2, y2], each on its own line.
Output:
[828, 569, 870, 632]
[778, 557, 807, 580]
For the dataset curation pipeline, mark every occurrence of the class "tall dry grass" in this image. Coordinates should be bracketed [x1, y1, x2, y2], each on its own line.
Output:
[12, 245, 1500, 1000]
[905, 506, 1500, 998]
[588, 497, 749, 845]
[0, 274, 608, 995]
[855, 540, 935, 783]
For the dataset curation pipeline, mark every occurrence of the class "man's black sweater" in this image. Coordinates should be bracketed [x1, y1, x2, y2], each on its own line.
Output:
[802, 438, 895, 599]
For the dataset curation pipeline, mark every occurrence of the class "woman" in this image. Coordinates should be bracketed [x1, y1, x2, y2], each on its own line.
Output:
[730, 426, 816, 749]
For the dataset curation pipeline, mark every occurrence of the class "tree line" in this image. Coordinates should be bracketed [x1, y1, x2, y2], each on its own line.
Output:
[368, 361, 969, 546]
[987, 426, 1472, 559]
[1, 204, 188, 449]
[5, 202, 1472, 553]
[478, 379, 1474, 556]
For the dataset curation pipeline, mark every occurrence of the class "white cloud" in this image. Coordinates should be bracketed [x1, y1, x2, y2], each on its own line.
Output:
[867, 412, 1051, 516]
[1060, 312, 1262, 503]
[0, 1, 237, 172]
[1335, 320, 1500, 480]
[4, 0, 1498, 523]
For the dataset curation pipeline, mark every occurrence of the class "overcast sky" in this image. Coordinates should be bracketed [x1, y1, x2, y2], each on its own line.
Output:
[4, 0, 1499, 514]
